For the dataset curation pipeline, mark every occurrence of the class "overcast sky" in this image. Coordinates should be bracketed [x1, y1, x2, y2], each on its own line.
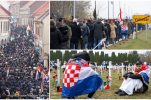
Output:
[90, 0, 151, 19]
[1, 0, 150, 18]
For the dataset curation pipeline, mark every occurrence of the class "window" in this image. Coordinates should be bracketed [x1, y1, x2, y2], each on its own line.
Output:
[0, 22, 3, 33]
[0, 21, 1, 34]
[6, 21, 8, 31]
[3, 21, 7, 33]
[3, 22, 5, 32]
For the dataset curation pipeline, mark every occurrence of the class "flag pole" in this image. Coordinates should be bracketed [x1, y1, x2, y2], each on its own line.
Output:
[113, 1, 114, 19]
[73, 0, 75, 18]
[119, 1, 120, 20]
[95, 0, 97, 20]
[108, 0, 109, 19]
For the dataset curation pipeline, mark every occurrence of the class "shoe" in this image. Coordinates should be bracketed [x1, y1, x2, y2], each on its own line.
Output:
[87, 97, 94, 99]
[67, 97, 75, 99]
[115, 89, 122, 94]
[118, 91, 128, 96]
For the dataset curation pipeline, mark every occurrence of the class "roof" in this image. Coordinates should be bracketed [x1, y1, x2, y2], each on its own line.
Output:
[38, 10, 49, 21]
[21, 1, 35, 9]
[0, 5, 11, 17]
[29, 1, 46, 14]
[32, 2, 49, 17]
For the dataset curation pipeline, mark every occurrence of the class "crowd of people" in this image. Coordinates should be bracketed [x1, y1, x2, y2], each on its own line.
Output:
[0, 26, 49, 99]
[50, 17, 145, 49]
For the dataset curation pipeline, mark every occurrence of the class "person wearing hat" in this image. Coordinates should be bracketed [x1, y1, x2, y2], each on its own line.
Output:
[62, 52, 102, 99]
[115, 61, 150, 96]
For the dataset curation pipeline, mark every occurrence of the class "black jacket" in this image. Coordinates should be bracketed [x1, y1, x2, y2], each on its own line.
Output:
[58, 25, 69, 49]
[104, 23, 111, 37]
[50, 27, 68, 49]
[93, 21, 104, 40]
[70, 22, 81, 43]
[87, 22, 94, 41]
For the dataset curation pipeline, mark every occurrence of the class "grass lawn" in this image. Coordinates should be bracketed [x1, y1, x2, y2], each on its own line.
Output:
[50, 69, 151, 99]
[108, 30, 151, 49]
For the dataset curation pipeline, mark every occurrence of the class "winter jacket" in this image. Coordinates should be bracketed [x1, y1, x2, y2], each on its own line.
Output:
[70, 22, 81, 43]
[58, 25, 70, 49]
[50, 27, 68, 49]
[93, 21, 104, 40]
[87, 22, 94, 42]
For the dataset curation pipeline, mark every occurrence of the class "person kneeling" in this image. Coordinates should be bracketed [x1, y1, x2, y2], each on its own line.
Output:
[115, 61, 150, 96]
[62, 52, 102, 99]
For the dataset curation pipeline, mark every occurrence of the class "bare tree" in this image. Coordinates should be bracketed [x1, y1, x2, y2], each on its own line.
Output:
[139, 51, 151, 64]
[50, 1, 91, 19]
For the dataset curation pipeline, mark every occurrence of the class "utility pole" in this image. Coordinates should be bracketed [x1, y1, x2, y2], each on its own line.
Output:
[113, 1, 114, 19]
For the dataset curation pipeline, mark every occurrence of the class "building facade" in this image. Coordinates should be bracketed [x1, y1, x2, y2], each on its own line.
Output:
[9, 1, 49, 67]
[0, 5, 11, 45]
[33, 2, 49, 67]
[9, 1, 46, 27]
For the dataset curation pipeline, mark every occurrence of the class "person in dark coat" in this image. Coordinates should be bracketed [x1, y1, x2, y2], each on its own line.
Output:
[70, 18, 81, 49]
[128, 20, 133, 38]
[81, 21, 90, 49]
[87, 19, 94, 49]
[93, 19, 105, 49]
[114, 20, 121, 42]
[57, 18, 72, 49]
[50, 19, 68, 49]
[104, 20, 111, 45]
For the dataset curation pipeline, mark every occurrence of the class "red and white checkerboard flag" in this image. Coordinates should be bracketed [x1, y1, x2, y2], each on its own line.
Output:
[63, 64, 81, 88]
[62, 59, 102, 98]
[121, 25, 128, 31]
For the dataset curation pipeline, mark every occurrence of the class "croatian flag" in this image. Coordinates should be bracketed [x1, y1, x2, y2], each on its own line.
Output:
[62, 59, 102, 97]
[121, 25, 128, 31]
[35, 66, 43, 80]
[120, 8, 122, 21]
[43, 73, 49, 82]
[45, 75, 49, 82]
[139, 65, 150, 86]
